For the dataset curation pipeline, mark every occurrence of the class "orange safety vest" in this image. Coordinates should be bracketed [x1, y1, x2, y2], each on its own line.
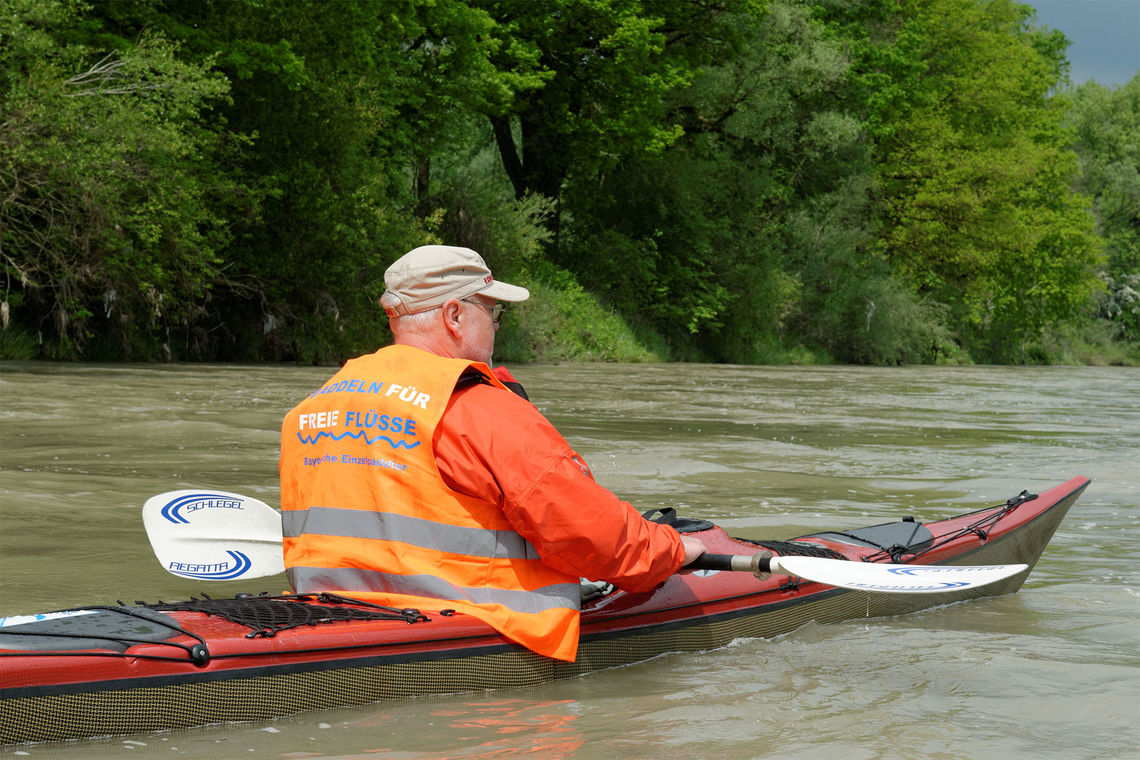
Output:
[279, 344, 582, 661]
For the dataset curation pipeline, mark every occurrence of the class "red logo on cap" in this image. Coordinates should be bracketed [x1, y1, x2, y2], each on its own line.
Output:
[483, 275, 493, 284]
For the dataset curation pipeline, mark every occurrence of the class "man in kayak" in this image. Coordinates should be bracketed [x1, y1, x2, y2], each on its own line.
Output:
[279, 244, 706, 662]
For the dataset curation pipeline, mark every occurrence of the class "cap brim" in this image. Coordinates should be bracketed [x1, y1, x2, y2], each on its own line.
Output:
[482, 280, 530, 303]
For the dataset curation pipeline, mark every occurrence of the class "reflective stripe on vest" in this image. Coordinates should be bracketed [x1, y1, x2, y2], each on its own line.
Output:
[288, 566, 580, 615]
[282, 507, 543, 561]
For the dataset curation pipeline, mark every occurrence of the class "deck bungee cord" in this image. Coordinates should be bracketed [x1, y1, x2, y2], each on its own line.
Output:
[145, 593, 430, 638]
[0, 594, 432, 667]
[856, 490, 1040, 564]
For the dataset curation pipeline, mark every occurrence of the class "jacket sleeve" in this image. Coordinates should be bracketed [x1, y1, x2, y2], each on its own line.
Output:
[434, 383, 685, 592]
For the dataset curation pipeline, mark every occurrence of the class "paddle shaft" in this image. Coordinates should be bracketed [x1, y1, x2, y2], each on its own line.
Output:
[689, 552, 777, 578]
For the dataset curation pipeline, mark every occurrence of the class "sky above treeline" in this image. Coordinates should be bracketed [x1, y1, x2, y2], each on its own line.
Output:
[1024, 0, 1140, 87]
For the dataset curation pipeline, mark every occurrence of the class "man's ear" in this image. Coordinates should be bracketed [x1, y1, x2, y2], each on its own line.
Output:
[440, 299, 464, 339]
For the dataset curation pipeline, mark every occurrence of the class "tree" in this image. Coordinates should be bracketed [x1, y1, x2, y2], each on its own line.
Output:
[3, 0, 1122, 364]
[841, 0, 1104, 358]
[1066, 75, 1140, 343]
[558, 1, 894, 359]
[1, 0, 232, 358]
[474, 1, 748, 206]
[87, 0, 512, 359]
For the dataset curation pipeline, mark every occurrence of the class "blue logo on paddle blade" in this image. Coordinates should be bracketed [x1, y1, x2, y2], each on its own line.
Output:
[851, 581, 970, 591]
[168, 550, 253, 580]
[887, 566, 990, 576]
[161, 493, 244, 524]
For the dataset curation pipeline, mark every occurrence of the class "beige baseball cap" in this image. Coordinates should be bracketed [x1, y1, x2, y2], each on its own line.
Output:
[382, 245, 530, 317]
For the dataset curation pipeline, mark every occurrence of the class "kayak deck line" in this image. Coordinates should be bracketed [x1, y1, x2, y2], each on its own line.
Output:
[0, 476, 1090, 745]
[851, 489, 1041, 564]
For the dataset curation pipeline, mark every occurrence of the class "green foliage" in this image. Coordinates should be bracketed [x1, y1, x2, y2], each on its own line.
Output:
[2, 0, 232, 358]
[1023, 318, 1140, 366]
[497, 261, 668, 363]
[1066, 75, 1140, 345]
[561, 0, 871, 359]
[1, 0, 1129, 365]
[418, 137, 665, 362]
[835, 0, 1104, 360]
[0, 324, 39, 360]
[473, 0, 724, 199]
[782, 176, 962, 365]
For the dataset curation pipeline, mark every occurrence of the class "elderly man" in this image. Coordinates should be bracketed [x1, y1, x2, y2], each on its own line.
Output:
[280, 245, 705, 662]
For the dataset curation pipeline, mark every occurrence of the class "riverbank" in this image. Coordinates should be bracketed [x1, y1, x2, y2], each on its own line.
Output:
[2, 266, 1136, 366]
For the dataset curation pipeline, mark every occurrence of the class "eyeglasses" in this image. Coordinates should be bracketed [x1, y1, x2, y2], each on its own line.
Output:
[463, 299, 507, 324]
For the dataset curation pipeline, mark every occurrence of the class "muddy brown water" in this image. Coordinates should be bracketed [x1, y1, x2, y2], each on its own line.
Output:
[1, 362, 1137, 759]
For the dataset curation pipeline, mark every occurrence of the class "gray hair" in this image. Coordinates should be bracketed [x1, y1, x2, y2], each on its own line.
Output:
[382, 293, 440, 335]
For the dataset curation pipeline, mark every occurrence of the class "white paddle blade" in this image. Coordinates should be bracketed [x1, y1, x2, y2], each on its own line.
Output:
[772, 556, 1028, 593]
[142, 489, 285, 581]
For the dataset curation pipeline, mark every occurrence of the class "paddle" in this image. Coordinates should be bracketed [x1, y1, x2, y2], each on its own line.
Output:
[142, 489, 1027, 592]
[688, 553, 1027, 593]
[142, 490, 286, 580]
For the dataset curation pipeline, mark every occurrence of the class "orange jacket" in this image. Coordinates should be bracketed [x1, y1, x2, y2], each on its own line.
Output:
[280, 344, 684, 661]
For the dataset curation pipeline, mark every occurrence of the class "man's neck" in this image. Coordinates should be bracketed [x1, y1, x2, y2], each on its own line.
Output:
[393, 335, 461, 359]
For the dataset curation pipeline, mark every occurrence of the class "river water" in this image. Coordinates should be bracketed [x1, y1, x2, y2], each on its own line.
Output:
[1, 361, 1137, 759]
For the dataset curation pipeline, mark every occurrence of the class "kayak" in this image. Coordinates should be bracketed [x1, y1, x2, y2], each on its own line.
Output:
[0, 476, 1088, 745]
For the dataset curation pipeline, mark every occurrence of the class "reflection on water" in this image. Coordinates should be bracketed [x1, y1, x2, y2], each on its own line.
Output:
[342, 699, 584, 759]
[1, 361, 1138, 759]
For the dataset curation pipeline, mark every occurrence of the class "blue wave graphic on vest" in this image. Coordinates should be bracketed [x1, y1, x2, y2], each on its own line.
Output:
[296, 429, 421, 449]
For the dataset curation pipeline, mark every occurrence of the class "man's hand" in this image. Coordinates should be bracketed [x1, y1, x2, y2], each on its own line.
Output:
[680, 535, 708, 566]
